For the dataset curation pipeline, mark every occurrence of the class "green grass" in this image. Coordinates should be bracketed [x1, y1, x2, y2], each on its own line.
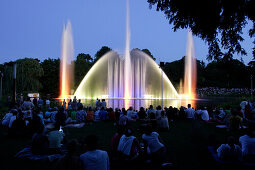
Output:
[0, 120, 253, 170]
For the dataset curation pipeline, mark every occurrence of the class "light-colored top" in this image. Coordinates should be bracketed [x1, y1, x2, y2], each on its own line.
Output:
[185, 108, 195, 119]
[155, 110, 161, 119]
[2, 113, 13, 126]
[46, 100, 50, 105]
[80, 150, 109, 170]
[159, 117, 169, 129]
[48, 130, 64, 148]
[9, 115, 17, 128]
[240, 101, 248, 110]
[142, 132, 164, 153]
[118, 135, 136, 156]
[239, 135, 255, 156]
[196, 109, 209, 121]
[217, 144, 242, 160]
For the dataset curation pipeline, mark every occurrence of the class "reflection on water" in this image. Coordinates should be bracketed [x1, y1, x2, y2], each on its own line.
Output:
[80, 96, 242, 110]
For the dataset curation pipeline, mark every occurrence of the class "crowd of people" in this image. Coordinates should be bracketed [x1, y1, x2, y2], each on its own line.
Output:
[1, 96, 255, 169]
[197, 87, 255, 96]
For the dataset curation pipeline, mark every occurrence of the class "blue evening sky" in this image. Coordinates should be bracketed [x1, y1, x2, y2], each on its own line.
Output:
[0, 0, 253, 64]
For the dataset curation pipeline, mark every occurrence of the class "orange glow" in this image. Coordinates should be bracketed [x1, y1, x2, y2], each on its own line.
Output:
[182, 31, 197, 103]
[59, 21, 74, 101]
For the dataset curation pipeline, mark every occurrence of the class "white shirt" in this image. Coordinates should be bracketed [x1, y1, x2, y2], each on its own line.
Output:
[240, 101, 248, 110]
[127, 110, 133, 119]
[118, 135, 136, 156]
[217, 144, 242, 160]
[239, 135, 255, 156]
[142, 132, 164, 153]
[80, 150, 109, 170]
[197, 109, 209, 121]
[185, 108, 195, 119]
[48, 130, 64, 148]
[159, 117, 169, 129]
[46, 100, 50, 105]
[2, 113, 13, 126]
[9, 115, 17, 128]
[155, 110, 161, 119]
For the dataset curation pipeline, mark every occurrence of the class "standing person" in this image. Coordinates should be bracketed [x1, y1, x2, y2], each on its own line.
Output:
[99, 107, 108, 121]
[72, 96, 77, 111]
[155, 106, 162, 120]
[62, 99, 67, 110]
[147, 105, 156, 119]
[80, 135, 109, 170]
[239, 125, 255, 161]
[101, 99, 107, 109]
[119, 110, 129, 127]
[46, 99, 50, 108]
[33, 97, 38, 107]
[68, 99, 72, 110]
[185, 104, 195, 119]
[138, 107, 146, 120]
[96, 99, 102, 110]
[38, 98, 44, 107]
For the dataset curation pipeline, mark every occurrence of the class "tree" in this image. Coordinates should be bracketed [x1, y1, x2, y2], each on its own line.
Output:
[16, 58, 44, 93]
[94, 46, 112, 63]
[74, 53, 93, 89]
[40, 58, 60, 97]
[147, 0, 255, 60]
[142, 49, 156, 60]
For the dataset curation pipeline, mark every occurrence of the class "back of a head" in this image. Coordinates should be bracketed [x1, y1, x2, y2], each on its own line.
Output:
[227, 136, 235, 147]
[145, 124, 152, 135]
[157, 105, 162, 110]
[124, 128, 133, 137]
[59, 106, 65, 113]
[67, 139, 78, 155]
[149, 105, 153, 109]
[188, 104, 191, 108]
[85, 135, 98, 151]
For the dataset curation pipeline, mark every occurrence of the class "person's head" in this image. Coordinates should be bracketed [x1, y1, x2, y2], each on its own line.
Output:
[140, 107, 145, 111]
[188, 104, 191, 108]
[124, 128, 133, 137]
[59, 106, 65, 113]
[69, 99, 72, 102]
[122, 108, 126, 114]
[78, 99, 81, 103]
[11, 109, 18, 115]
[161, 111, 165, 117]
[149, 105, 153, 109]
[102, 99, 105, 102]
[78, 104, 83, 110]
[231, 108, 238, 116]
[101, 107, 105, 111]
[84, 135, 98, 151]
[144, 124, 152, 135]
[88, 106, 92, 111]
[157, 105, 162, 110]
[67, 139, 79, 155]
[227, 136, 235, 147]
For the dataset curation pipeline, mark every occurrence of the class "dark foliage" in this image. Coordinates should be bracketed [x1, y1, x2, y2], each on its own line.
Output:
[147, 0, 255, 60]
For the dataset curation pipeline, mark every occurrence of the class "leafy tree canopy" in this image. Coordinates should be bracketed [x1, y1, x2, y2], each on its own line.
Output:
[142, 49, 156, 60]
[147, 0, 255, 60]
[94, 46, 112, 63]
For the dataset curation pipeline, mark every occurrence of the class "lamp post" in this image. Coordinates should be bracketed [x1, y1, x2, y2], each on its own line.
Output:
[160, 62, 164, 108]
[0, 71, 3, 99]
[251, 75, 253, 99]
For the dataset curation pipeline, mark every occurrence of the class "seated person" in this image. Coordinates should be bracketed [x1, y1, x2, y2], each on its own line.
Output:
[86, 107, 94, 122]
[138, 107, 146, 120]
[99, 107, 108, 121]
[55, 107, 72, 125]
[29, 109, 44, 135]
[228, 108, 242, 131]
[8, 109, 18, 128]
[2, 110, 14, 127]
[142, 124, 166, 162]
[108, 108, 116, 121]
[196, 107, 210, 121]
[76, 105, 86, 123]
[80, 135, 109, 170]
[217, 136, 242, 161]
[56, 139, 83, 170]
[32, 124, 49, 155]
[48, 123, 65, 154]
[111, 126, 124, 156]
[158, 111, 169, 130]
[9, 111, 27, 136]
[239, 124, 255, 161]
[117, 128, 140, 160]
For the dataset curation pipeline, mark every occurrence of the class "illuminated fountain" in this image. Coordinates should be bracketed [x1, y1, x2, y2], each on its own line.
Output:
[74, 0, 179, 103]
[59, 21, 74, 99]
[181, 30, 197, 107]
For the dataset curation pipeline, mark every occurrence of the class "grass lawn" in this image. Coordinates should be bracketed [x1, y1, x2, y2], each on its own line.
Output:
[0, 120, 253, 170]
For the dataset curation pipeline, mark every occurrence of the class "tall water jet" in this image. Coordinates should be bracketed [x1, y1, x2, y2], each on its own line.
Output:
[124, 0, 132, 99]
[59, 21, 74, 99]
[183, 30, 197, 99]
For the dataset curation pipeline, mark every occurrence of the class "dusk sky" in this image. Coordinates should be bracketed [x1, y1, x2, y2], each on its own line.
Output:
[0, 0, 253, 64]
